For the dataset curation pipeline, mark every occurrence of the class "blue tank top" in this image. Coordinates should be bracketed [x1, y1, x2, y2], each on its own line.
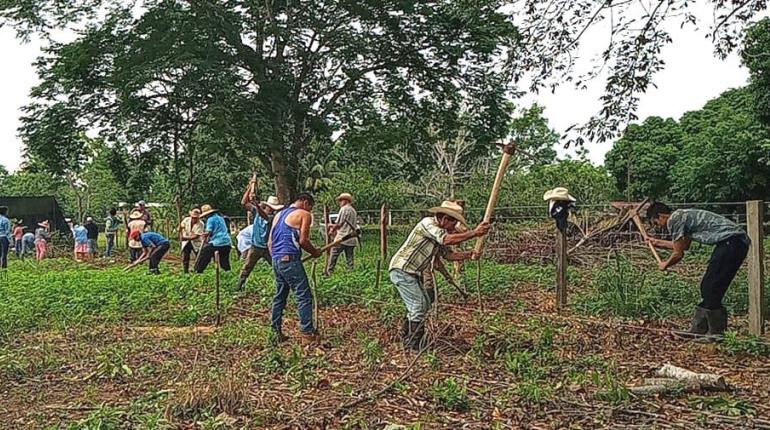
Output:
[271, 207, 301, 260]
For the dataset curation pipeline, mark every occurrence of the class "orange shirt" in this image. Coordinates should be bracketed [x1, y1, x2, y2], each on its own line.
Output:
[13, 226, 24, 240]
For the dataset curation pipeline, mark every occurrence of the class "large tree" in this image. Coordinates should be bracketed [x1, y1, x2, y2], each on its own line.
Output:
[742, 17, 770, 126]
[12, 1, 517, 202]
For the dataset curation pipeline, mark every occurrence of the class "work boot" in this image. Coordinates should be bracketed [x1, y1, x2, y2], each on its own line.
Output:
[404, 321, 426, 352]
[271, 329, 289, 344]
[236, 277, 247, 291]
[705, 307, 728, 336]
[688, 306, 709, 335]
[399, 318, 409, 339]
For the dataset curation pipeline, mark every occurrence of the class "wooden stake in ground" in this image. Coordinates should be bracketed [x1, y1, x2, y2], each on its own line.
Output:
[323, 205, 331, 271]
[215, 251, 221, 326]
[556, 226, 567, 310]
[746, 200, 766, 336]
[311, 260, 319, 331]
[375, 204, 388, 291]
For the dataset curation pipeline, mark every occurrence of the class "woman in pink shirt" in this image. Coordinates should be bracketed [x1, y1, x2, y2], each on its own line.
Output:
[13, 222, 25, 259]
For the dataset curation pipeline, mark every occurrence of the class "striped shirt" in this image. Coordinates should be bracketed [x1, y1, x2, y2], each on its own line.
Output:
[389, 217, 448, 276]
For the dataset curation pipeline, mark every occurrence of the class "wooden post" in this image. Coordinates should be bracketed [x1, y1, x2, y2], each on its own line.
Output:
[556, 228, 568, 310]
[747, 200, 765, 336]
[375, 204, 388, 290]
[323, 205, 331, 272]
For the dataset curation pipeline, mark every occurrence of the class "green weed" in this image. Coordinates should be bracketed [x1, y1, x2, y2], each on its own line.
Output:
[430, 377, 470, 412]
[358, 333, 384, 367]
[720, 331, 770, 357]
[689, 395, 756, 416]
[94, 346, 133, 380]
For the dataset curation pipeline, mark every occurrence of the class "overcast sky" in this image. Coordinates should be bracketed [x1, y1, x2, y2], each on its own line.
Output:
[0, 11, 757, 173]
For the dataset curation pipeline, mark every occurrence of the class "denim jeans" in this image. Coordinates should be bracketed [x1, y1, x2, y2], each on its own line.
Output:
[105, 233, 115, 257]
[14, 239, 22, 258]
[0, 237, 9, 268]
[271, 257, 314, 333]
[390, 269, 430, 323]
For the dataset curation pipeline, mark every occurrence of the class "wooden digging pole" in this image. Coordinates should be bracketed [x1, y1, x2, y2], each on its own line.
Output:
[747, 200, 766, 336]
[474, 143, 517, 310]
[215, 251, 222, 327]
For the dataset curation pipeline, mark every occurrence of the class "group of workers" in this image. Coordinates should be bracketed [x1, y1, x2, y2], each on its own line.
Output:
[0, 187, 754, 349]
[0, 206, 51, 267]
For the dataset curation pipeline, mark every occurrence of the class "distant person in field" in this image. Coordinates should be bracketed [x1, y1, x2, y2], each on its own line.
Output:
[21, 231, 35, 258]
[178, 208, 205, 274]
[324, 193, 358, 276]
[126, 230, 171, 275]
[127, 210, 147, 262]
[34, 221, 50, 261]
[268, 193, 322, 342]
[0, 206, 9, 268]
[69, 219, 90, 262]
[104, 208, 121, 258]
[135, 200, 153, 227]
[646, 202, 750, 337]
[85, 217, 99, 257]
[389, 201, 490, 351]
[13, 221, 25, 259]
[195, 205, 233, 273]
[237, 181, 284, 290]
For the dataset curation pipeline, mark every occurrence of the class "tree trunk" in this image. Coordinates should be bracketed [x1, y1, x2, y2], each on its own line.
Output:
[271, 149, 293, 203]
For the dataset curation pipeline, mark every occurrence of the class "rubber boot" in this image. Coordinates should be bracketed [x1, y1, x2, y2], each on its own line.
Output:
[399, 318, 409, 339]
[405, 321, 426, 352]
[425, 287, 436, 305]
[688, 306, 709, 335]
[705, 307, 728, 336]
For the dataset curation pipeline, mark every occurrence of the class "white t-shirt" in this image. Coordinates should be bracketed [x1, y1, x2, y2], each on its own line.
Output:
[236, 225, 253, 254]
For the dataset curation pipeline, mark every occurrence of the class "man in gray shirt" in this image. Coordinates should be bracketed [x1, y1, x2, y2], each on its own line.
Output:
[646, 202, 750, 337]
[324, 193, 358, 276]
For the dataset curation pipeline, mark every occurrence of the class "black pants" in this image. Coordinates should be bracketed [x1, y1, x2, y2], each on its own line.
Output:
[149, 243, 170, 271]
[240, 246, 271, 279]
[0, 237, 9, 269]
[130, 247, 143, 262]
[181, 242, 199, 273]
[700, 235, 750, 310]
[195, 244, 232, 273]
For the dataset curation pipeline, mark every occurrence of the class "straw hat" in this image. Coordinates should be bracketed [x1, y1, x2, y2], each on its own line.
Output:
[86, 216, 94, 222]
[200, 204, 219, 217]
[38, 221, 50, 229]
[337, 193, 354, 203]
[264, 196, 284, 211]
[129, 210, 143, 220]
[543, 187, 576, 202]
[189, 208, 201, 218]
[428, 201, 468, 227]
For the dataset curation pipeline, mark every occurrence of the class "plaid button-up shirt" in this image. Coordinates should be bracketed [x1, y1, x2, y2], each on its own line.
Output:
[389, 217, 448, 276]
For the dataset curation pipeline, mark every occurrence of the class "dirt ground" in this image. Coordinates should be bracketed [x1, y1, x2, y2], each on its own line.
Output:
[2, 282, 769, 429]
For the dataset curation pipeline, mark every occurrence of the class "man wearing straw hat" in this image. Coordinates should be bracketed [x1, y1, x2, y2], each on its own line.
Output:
[195, 204, 233, 273]
[127, 210, 147, 262]
[237, 184, 285, 290]
[179, 208, 205, 274]
[389, 201, 491, 351]
[324, 192, 358, 276]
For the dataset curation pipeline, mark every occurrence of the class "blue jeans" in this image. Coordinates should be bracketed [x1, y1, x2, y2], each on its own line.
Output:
[390, 269, 430, 323]
[0, 237, 9, 268]
[105, 234, 115, 257]
[15, 239, 23, 258]
[271, 257, 314, 333]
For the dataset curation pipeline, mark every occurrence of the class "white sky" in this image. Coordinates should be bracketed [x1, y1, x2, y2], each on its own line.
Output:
[0, 9, 758, 172]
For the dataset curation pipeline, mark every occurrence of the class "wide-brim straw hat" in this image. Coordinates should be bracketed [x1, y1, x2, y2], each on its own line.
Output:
[200, 204, 219, 218]
[189, 208, 201, 218]
[129, 210, 144, 220]
[38, 221, 50, 228]
[337, 193, 354, 203]
[428, 200, 468, 227]
[265, 196, 284, 211]
[543, 187, 576, 202]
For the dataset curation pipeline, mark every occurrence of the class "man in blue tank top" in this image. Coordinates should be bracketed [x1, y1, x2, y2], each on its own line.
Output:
[268, 192, 322, 342]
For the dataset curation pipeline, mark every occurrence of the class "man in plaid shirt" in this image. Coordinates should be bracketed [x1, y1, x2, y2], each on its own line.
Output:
[389, 200, 490, 351]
